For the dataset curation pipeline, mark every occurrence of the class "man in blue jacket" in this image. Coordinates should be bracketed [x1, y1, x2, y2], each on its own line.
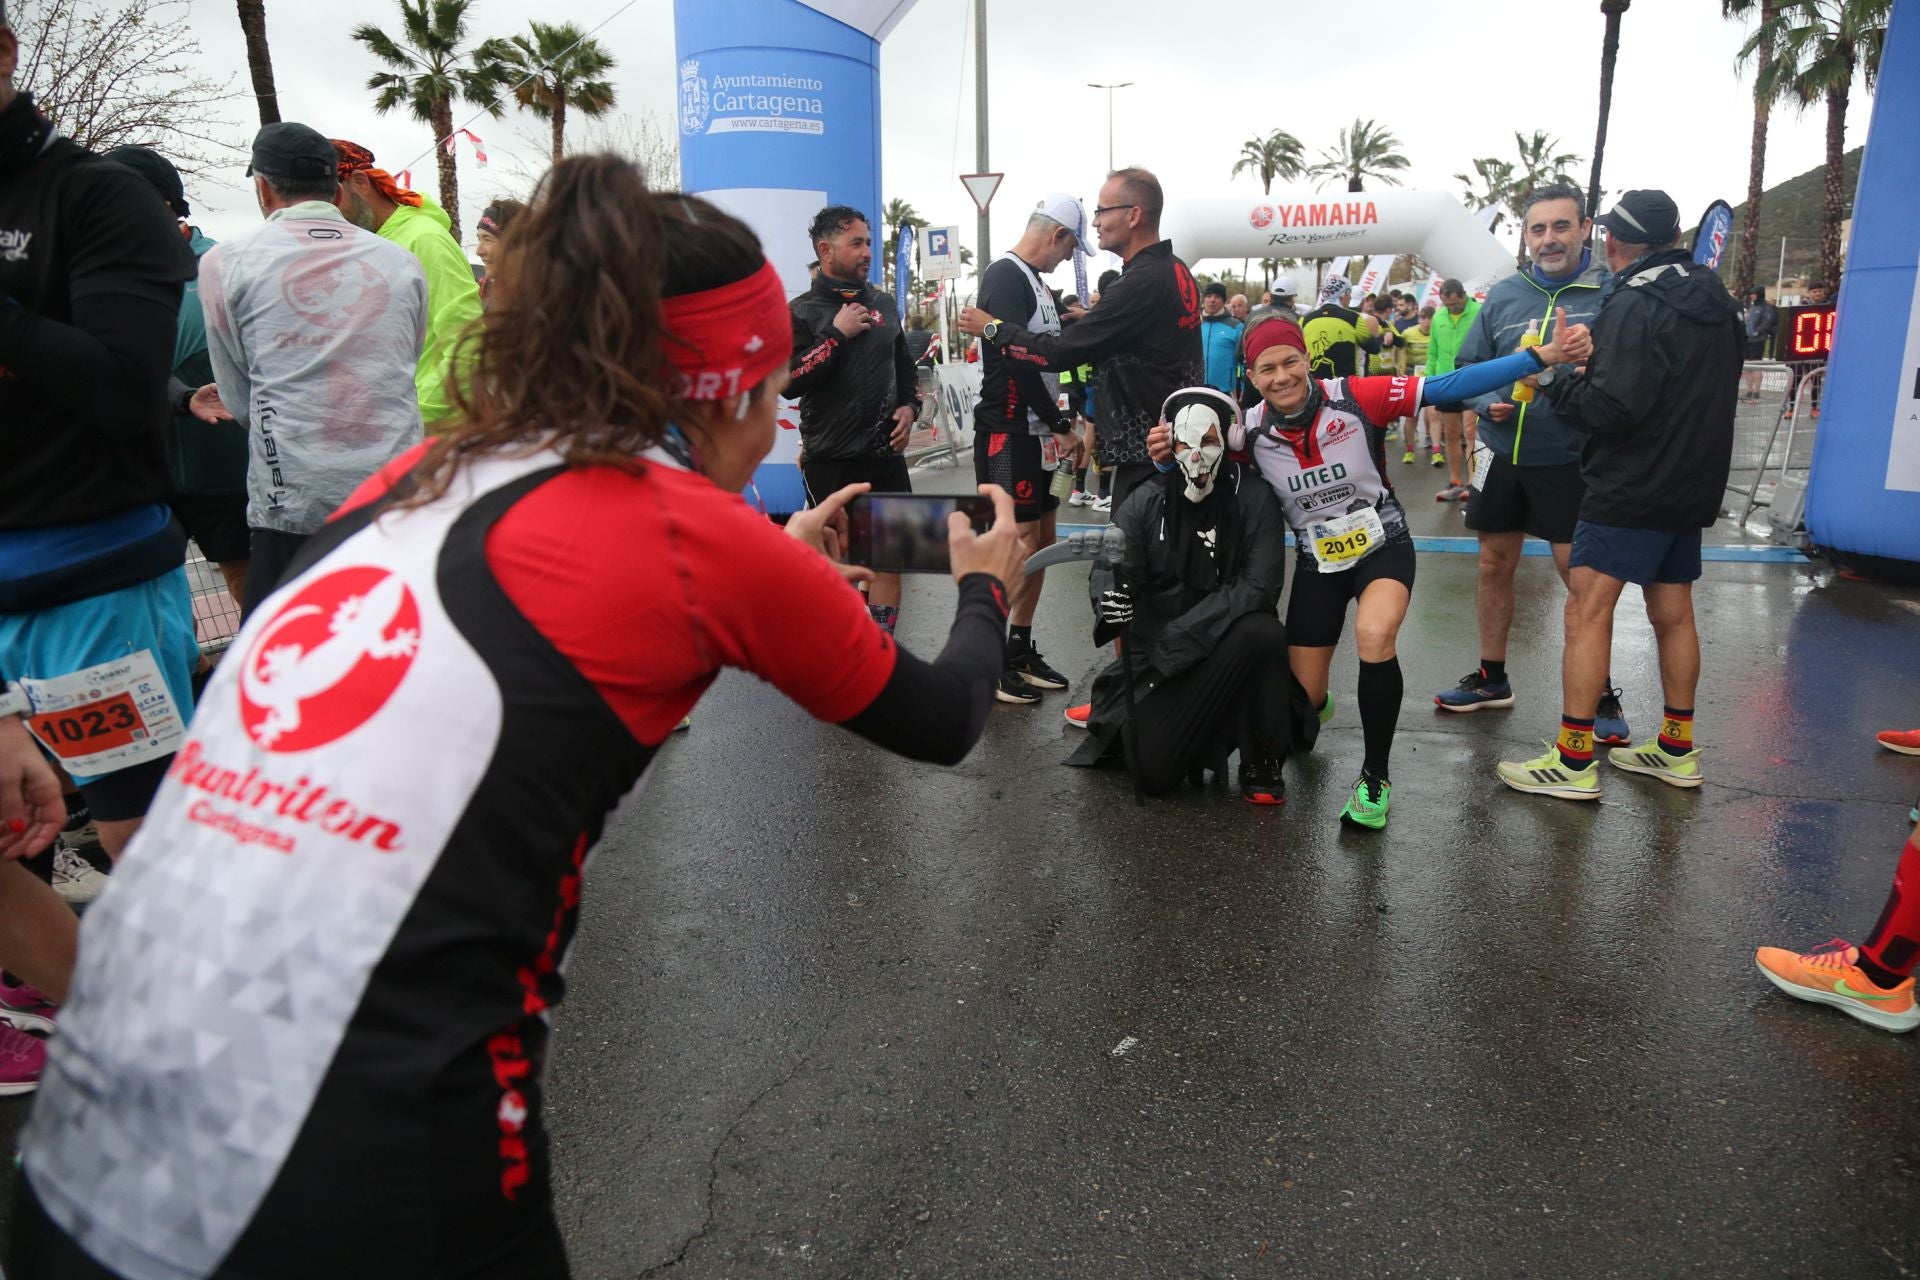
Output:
[1433, 183, 1630, 745]
[1198, 280, 1243, 396]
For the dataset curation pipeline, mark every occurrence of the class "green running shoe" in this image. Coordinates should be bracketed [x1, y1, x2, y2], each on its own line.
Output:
[1606, 739, 1703, 788]
[1319, 693, 1336, 726]
[1339, 773, 1391, 830]
[1497, 743, 1601, 801]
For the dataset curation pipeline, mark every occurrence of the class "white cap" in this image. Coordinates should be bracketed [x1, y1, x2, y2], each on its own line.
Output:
[1034, 193, 1093, 254]
[1271, 273, 1298, 299]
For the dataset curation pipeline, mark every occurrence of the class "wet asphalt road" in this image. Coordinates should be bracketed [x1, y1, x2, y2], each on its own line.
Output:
[539, 479, 1920, 1278]
[6, 476, 1918, 1277]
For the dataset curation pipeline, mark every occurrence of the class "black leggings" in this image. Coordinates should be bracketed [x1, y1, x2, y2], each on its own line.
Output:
[1129, 612, 1293, 794]
[8, 1174, 573, 1279]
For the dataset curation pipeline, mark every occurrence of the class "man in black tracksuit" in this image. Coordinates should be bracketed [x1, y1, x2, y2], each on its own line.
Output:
[960, 167, 1202, 514]
[788, 205, 919, 631]
[1496, 189, 1744, 801]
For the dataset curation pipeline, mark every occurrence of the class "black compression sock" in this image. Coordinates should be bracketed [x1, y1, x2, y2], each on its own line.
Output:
[1008, 624, 1033, 650]
[1857, 952, 1907, 990]
[1480, 658, 1507, 683]
[1357, 658, 1404, 780]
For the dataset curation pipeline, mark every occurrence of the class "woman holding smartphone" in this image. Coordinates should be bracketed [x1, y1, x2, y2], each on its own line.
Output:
[14, 159, 1025, 1279]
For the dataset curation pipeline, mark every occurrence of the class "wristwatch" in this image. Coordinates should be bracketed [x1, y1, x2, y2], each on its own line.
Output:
[1535, 364, 1558, 387]
[0, 680, 30, 721]
[982, 319, 1003, 344]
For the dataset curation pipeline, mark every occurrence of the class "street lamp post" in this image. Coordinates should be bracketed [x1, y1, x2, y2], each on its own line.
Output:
[1087, 81, 1133, 172]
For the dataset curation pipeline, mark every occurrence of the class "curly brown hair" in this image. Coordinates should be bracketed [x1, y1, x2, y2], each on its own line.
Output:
[399, 155, 767, 506]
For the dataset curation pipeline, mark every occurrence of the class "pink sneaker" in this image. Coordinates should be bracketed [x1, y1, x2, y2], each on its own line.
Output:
[0, 1022, 46, 1095]
[0, 973, 57, 1035]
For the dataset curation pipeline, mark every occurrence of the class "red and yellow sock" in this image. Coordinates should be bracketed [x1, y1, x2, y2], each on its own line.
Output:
[1557, 716, 1595, 770]
[1659, 706, 1695, 757]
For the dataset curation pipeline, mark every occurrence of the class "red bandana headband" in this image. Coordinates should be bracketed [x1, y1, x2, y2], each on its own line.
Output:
[661, 259, 792, 400]
[1243, 316, 1306, 369]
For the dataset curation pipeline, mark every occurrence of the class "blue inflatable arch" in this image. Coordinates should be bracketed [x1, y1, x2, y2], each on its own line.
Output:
[1803, 0, 1920, 576]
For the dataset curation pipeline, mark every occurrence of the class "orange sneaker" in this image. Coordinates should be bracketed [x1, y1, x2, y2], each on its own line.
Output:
[1064, 703, 1092, 730]
[1876, 728, 1920, 756]
[1755, 939, 1919, 1033]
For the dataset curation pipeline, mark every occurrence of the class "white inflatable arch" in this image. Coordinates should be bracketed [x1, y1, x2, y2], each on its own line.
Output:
[1162, 189, 1513, 296]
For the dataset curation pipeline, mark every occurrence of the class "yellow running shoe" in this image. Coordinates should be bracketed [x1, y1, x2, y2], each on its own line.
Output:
[1755, 939, 1919, 1033]
[1606, 739, 1702, 788]
[1496, 744, 1600, 801]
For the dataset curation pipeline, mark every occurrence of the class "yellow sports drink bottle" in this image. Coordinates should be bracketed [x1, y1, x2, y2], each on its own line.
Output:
[1512, 319, 1542, 404]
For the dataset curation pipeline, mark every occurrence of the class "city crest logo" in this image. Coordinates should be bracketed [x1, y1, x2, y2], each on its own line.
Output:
[680, 59, 710, 137]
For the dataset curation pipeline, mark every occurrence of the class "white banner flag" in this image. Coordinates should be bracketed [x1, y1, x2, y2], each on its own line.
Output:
[1356, 254, 1397, 300]
[1419, 271, 1444, 307]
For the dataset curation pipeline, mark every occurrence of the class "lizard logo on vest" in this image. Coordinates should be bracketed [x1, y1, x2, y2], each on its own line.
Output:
[239, 567, 422, 752]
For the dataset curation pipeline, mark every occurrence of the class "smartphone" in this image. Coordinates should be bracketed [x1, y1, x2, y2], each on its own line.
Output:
[843, 493, 994, 574]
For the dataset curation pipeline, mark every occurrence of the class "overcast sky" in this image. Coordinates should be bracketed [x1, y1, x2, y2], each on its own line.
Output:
[165, 0, 1872, 283]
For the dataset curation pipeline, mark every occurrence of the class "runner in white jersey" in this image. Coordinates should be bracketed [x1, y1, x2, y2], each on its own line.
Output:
[970, 195, 1092, 702]
[1149, 311, 1589, 829]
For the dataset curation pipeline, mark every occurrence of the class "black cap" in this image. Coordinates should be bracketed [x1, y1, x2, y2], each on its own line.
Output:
[1595, 189, 1681, 245]
[247, 123, 338, 183]
[105, 146, 189, 218]
[1203, 280, 1228, 301]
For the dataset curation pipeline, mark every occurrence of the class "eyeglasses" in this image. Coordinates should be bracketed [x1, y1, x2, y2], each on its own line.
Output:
[1091, 204, 1137, 219]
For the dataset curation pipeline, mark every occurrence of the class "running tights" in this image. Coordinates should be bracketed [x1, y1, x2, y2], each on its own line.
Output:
[1357, 658, 1402, 781]
[1861, 836, 1920, 980]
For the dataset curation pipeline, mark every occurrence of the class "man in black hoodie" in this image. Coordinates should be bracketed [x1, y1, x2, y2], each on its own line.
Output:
[1496, 190, 1743, 802]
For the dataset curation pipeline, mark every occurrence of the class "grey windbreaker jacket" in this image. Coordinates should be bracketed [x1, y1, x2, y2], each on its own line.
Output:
[200, 202, 427, 534]
[1454, 256, 1609, 467]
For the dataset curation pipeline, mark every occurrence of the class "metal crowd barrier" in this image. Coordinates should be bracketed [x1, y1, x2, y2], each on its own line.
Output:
[187, 547, 242, 658]
[1727, 360, 1824, 530]
[907, 364, 979, 470]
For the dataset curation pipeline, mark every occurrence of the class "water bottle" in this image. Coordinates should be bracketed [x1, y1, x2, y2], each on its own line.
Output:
[1511, 319, 1542, 404]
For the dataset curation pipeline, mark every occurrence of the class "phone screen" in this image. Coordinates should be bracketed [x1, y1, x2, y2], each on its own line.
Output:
[844, 494, 994, 574]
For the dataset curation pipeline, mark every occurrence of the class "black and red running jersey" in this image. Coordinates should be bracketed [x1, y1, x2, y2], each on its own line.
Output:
[21, 447, 911, 1277]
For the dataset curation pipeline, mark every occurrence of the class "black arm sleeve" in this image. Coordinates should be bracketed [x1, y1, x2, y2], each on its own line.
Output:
[839, 573, 1008, 765]
[0, 292, 181, 446]
[893, 326, 918, 409]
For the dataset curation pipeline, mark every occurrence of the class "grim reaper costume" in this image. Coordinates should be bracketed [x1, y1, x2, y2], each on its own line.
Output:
[1066, 387, 1313, 805]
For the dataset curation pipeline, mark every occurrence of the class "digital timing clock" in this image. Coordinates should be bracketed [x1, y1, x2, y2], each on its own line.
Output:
[1778, 303, 1837, 361]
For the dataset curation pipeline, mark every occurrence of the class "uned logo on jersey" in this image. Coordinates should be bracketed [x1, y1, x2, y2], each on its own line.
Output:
[239, 567, 422, 752]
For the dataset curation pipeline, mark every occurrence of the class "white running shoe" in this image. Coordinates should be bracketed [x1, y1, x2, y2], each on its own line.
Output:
[1090, 495, 1112, 512]
[52, 843, 108, 905]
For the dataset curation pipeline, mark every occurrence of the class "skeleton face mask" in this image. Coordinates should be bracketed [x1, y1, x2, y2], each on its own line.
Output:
[1171, 403, 1226, 503]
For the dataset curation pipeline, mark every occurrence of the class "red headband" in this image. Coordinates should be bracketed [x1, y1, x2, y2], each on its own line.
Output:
[1244, 317, 1306, 369]
[661, 260, 793, 400]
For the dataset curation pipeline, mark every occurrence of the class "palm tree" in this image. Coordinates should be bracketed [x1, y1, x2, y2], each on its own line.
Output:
[1232, 130, 1306, 195]
[497, 21, 616, 168]
[1727, 0, 1782, 295]
[235, 0, 281, 125]
[1513, 130, 1583, 196]
[1456, 156, 1519, 236]
[1233, 130, 1305, 280]
[1587, 1, 1632, 220]
[882, 198, 926, 292]
[1307, 118, 1410, 193]
[1742, 0, 1889, 289]
[353, 0, 514, 243]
